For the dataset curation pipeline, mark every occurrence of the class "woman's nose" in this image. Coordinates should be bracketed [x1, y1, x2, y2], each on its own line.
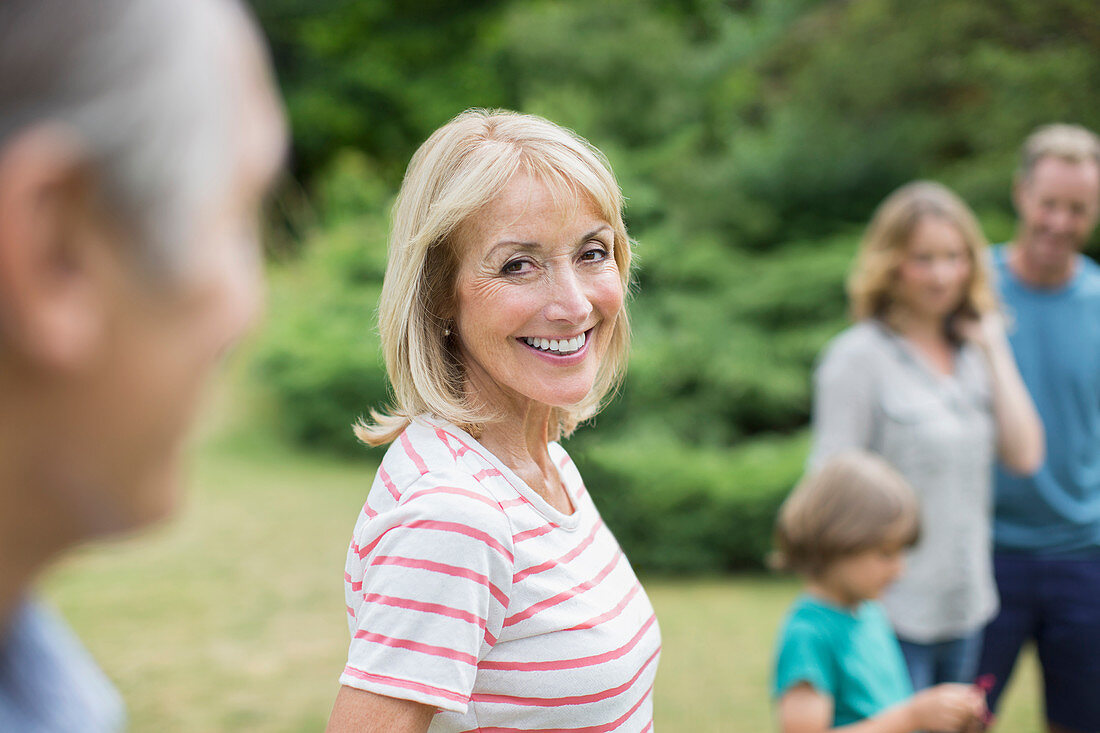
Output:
[930, 258, 959, 284]
[544, 267, 593, 324]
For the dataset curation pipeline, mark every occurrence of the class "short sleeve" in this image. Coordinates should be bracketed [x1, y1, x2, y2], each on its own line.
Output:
[773, 621, 837, 699]
[340, 471, 515, 713]
[808, 332, 877, 469]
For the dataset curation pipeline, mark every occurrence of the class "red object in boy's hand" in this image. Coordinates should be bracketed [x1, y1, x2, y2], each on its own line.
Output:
[973, 674, 996, 729]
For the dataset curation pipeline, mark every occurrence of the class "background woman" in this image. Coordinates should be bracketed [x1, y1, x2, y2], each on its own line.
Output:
[326, 109, 660, 732]
[809, 181, 1043, 690]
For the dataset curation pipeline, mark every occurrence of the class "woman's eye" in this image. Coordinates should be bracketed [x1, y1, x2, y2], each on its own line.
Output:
[581, 245, 609, 262]
[502, 259, 530, 274]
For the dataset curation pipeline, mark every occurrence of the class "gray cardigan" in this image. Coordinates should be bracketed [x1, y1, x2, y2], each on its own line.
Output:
[809, 320, 998, 643]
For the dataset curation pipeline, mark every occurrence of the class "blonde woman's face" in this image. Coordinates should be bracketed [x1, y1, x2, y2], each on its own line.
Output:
[894, 216, 971, 323]
[450, 173, 623, 420]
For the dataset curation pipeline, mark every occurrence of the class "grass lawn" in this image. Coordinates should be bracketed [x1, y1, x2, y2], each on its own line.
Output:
[43, 401, 1044, 731]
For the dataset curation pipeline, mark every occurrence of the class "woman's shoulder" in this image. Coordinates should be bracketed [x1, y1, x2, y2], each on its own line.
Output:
[546, 441, 576, 476]
[369, 419, 514, 523]
[824, 320, 889, 354]
[817, 321, 890, 373]
[380, 418, 496, 479]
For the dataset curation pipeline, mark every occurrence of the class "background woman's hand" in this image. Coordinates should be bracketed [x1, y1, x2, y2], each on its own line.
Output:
[953, 311, 1009, 353]
[955, 306, 1045, 475]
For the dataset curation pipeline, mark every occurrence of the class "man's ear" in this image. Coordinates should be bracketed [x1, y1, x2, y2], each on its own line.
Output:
[1011, 173, 1027, 216]
[0, 124, 114, 370]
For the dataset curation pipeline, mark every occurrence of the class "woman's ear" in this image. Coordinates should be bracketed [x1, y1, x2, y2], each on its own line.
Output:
[0, 124, 116, 370]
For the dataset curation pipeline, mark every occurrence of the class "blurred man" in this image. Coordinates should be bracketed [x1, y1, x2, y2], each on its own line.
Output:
[0, 0, 286, 729]
[979, 124, 1100, 733]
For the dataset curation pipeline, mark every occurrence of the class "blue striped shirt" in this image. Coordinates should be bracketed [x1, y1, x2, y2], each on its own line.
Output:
[0, 599, 124, 732]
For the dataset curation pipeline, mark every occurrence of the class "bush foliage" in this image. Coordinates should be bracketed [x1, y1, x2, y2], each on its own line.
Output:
[576, 431, 810, 572]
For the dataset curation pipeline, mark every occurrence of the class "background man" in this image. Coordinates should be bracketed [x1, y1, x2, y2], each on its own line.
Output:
[0, 0, 286, 729]
[980, 123, 1100, 733]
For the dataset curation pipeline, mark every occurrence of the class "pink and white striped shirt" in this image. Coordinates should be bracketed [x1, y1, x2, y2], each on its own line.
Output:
[341, 417, 661, 732]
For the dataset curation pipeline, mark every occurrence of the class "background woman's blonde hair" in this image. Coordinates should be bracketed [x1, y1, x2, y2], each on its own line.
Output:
[355, 108, 633, 446]
[772, 451, 920, 577]
[847, 181, 997, 330]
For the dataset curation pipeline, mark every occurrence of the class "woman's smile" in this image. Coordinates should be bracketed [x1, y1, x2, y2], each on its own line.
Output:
[452, 172, 623, 414]
[520, 327, 592, 357]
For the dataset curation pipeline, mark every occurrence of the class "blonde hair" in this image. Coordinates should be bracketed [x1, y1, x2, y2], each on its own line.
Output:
[773, 451, 920, 577]
[847, 181, 997, 330]
[355, 109, 633, 446]
[1018, 123, 1100, 181]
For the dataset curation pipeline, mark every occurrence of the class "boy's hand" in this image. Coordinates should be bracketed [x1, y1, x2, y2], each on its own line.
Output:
[962, 675, 996, 732]
[960, 717, 988, 733]
[906, 683, 986, 732]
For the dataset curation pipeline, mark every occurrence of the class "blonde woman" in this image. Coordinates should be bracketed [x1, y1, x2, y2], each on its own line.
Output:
[809, 181, 1043, 691]
[326, 109, 660, 732]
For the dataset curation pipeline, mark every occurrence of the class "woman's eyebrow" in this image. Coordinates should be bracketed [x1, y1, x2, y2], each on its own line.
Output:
[487, 224, 612, 257]
[580, 225, 613, 242]
[490, 239, 542, 252]
[482, 240, 542, 264]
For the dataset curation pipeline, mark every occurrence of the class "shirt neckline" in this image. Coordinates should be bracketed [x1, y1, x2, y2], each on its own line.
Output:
[869, 319, 966, 388]
[996, 244, 1084, 297]
[800, 592, 867, 619]
[417, 416, 583, 530]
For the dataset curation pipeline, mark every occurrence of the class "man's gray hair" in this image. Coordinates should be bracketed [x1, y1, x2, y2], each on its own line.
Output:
[1019, 123, 1100, 182]
[0, 0, 245, 273]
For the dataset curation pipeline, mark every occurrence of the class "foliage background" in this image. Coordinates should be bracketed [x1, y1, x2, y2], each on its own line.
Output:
[250, 0, 1100, 573]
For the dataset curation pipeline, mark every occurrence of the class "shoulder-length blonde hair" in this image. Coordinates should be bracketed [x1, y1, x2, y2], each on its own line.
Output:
[355, 109, 634, 446]
[847, 181, 996, 330]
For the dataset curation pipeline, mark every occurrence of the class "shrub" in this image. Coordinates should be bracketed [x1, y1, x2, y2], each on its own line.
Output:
[572, 429, 809, 574]
[253, 151, 393, 457]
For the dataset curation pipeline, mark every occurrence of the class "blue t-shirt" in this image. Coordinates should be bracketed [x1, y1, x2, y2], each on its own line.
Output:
[991, 246, 1100, 554]
[0, 600, 124, 732]
[773, 594, 912, 726]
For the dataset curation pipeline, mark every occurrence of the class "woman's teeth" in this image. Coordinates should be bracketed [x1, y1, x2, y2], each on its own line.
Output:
[523, 332, 586, 355]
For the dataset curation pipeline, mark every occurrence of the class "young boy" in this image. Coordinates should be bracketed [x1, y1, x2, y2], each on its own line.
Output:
[772, 451, 988, 732]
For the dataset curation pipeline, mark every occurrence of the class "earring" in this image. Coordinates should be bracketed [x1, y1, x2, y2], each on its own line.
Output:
[443, 327, 452, 337]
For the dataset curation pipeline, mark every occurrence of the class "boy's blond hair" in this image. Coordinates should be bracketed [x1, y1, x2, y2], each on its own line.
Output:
[773, 451, 920, 577]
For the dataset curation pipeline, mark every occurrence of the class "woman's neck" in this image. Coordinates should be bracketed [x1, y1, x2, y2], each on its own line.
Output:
[886, 307, 948, 344]
[885, 309, 956, 375]
[477, 403, 574, 515]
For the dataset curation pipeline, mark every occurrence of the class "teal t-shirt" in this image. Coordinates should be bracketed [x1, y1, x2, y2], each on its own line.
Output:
[773, 594, 912, 726]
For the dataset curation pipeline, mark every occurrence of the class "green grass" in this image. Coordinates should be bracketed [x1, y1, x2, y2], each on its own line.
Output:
[41, 384, 1044, 731]
[648, 578, 1042, 731]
